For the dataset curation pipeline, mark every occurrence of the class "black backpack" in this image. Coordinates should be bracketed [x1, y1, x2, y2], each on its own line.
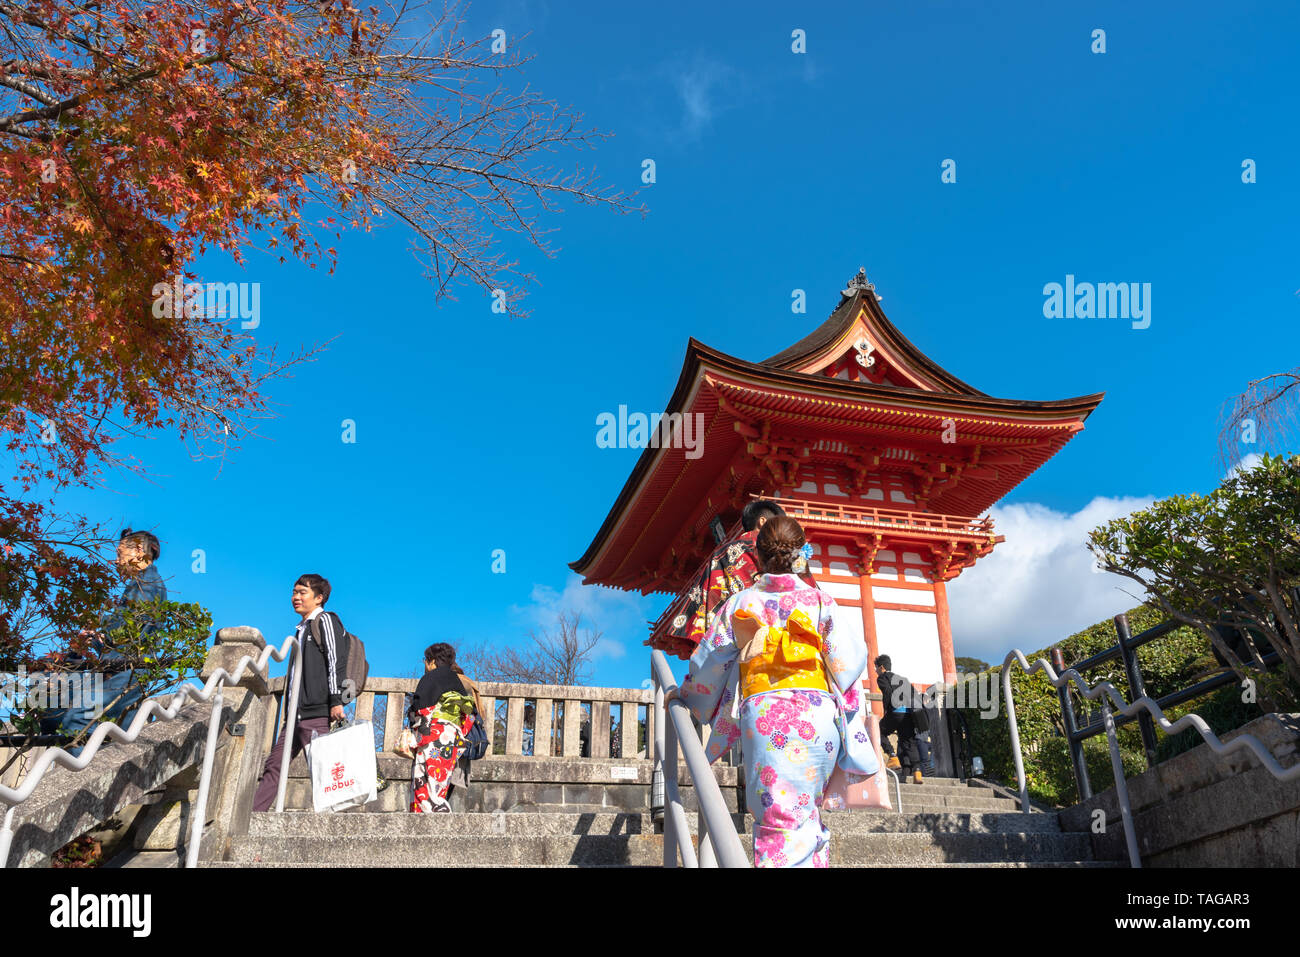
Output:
[463, 713, 490, 760]
[457, 674, 490, 760]
[310, 614, 369, 703]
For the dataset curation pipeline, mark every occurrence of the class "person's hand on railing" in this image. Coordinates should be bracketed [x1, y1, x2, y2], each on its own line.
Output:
[662, 688, 679, 704]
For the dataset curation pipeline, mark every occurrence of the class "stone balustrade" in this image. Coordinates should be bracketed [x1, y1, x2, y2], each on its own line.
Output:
[266, 675, 656, 760]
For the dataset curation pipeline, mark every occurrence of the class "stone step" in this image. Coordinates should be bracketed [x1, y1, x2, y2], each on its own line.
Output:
[886, 777, 985, 790]
[281, 778, 739, 814]
[249, 810, 651, 837]
[225, 828, 1094, 867]
[202, 858, 1117, 869]
[838, 860, 1125, 868]
[892, 781, 1013, 798]
[783, 831, 1095, 866]
[888, 794, 1024, 813]
[275, 800, 629, 817]
[776, 810, 1060, 835]
[256, 807, 1061, 841]
[510, 803, 633, 816]
[202, 860, 655, 869]
[277, 784, 1014, 817]
[228, 833, 665, 867]
[283, 753, 739, 787]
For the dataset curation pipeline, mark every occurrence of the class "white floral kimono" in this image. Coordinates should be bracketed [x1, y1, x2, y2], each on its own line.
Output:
[678, 573, 868, 867]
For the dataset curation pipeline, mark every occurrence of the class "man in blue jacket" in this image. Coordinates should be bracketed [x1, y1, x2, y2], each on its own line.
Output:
[41, 528, 166, 754]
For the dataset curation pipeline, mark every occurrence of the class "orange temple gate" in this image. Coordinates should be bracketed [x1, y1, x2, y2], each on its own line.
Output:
[572, 269, 1103, 709]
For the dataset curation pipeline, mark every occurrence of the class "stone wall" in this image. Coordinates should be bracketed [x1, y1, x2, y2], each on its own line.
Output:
[1058, 713, 1300, 867]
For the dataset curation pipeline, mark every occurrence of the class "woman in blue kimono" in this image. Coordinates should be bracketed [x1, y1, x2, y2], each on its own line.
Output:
[673, 516, 868, 867]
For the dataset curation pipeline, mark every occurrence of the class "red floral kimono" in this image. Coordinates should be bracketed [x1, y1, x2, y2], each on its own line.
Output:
[656, 530, 818, 660]
[409, 704, 477, 814]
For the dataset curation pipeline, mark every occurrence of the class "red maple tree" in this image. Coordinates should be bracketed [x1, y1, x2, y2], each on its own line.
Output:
[0, 0, 637, 668]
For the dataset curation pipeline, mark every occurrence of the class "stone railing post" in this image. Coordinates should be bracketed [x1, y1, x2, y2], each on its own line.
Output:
[591, 700, 611, 758]
[534, 698, 554, 757]
[188, 626, 272, 860]
[479, 692, 497, 752]
[506, 696, 525, 755]
[382, 693, 405, 753]
[562, 696, 581, 757]
[621, 699, 640, 759]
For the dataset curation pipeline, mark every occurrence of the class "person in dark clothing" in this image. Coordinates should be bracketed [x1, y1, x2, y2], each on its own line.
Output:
[874, 654, 931, 784]
[407, 643, 476, 813]
[409, 646, 466, 712]
[251, 573, 348, 812]
[39, 527, 167, 755]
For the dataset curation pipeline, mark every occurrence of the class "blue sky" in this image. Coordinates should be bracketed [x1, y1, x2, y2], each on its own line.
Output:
[55, 0, 1300, 686]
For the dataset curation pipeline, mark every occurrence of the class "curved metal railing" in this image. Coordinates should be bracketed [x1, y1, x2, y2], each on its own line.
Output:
[1002, 648, 1300, 869]
[651, 649, 749, 868]
[885, 766, 902, 812]
[0, 633, 302, 869]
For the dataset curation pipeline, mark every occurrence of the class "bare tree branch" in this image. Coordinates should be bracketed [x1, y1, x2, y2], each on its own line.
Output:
[459, 611, 601, 686]
[1219, 369, 1300, 470]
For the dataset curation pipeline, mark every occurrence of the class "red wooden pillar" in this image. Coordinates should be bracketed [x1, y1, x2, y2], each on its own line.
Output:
[858, 566, 882, 718]
[933, 579, 956, 684]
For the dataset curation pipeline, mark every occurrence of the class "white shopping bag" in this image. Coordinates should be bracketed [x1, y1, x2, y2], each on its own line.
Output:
[306, 720, 378, 812]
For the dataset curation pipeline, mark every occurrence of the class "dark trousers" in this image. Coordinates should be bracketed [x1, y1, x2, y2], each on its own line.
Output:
[252, 716, 329, 812]
[880, 711, 930, 770]
[38, 669, 143, 757]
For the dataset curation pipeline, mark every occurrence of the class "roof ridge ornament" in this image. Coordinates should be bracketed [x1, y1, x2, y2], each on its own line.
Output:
[842, 267, 882, 301]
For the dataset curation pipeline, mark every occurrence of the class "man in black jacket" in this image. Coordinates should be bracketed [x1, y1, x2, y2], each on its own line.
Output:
[874, 655, 931, 784]
[252, 573, 348, 812]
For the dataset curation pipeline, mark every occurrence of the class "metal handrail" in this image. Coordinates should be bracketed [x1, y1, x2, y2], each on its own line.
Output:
[651, 650, 750, 868]
[1002, 648, 1300, 869]
[0, 632, 301, 869]
[885, 766, 903, 812]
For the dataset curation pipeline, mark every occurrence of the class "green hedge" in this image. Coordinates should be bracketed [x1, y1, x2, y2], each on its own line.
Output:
[957, 605, 1276, 807]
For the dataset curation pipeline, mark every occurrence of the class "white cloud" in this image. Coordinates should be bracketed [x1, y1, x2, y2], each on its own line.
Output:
[510, 573, 654, 662]
[1226, 452, 1264, 478]
[662, 56, 742, 143]
[944, 496, 1157, 666]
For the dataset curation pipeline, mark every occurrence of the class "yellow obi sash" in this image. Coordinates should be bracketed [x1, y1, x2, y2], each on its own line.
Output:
[734, 608, 829, 700]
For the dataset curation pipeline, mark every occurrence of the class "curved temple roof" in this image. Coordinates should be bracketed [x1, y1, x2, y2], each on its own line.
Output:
[572, 272, 1104, 594]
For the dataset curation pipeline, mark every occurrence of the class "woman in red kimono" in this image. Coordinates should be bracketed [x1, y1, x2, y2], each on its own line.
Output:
[408, 643, 477, 813]
[662, 501, 818, 660]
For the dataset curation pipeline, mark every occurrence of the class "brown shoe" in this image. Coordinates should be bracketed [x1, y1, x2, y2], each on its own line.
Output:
[886, 757, 902, 771]
[913, 769, 923, 785]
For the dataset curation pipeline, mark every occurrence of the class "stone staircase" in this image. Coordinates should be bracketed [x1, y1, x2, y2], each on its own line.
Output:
[204, 754, 1120, 868]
